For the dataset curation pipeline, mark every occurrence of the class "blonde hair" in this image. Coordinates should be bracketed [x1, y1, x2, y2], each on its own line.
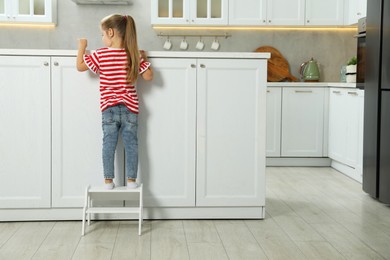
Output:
[101, 14, 140, 84]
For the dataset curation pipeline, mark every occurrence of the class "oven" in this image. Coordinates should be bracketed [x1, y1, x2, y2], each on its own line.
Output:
[356, 17, 366, 90]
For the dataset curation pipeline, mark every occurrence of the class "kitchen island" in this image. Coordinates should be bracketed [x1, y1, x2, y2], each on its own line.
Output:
[0, 50, 269, 221]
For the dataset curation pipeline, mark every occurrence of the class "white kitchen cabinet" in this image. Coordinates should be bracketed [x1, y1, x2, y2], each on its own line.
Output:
[137, 58, 197, 207]
[328, 88, 364, 181]
[266, 87, 282, 156]
[138, 57, 266, 208]
[344, 0, 366, 25]
[0, 0, 56, 24]
[228, 0, 266, 25]
[281, 87, 325, 157]
[196, 59, 266, 206]
[266, 0, 305, 26]
[0, 51, 267, 220]
[305, 0, 344, 25]
[229, 0, 304, 26]
[151, 0, 228, 25]
[0, 56, 51, 208]
[51, 57, 124, 208]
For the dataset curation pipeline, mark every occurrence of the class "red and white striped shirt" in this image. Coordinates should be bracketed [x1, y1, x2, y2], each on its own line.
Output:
[83, 47, 151, 113]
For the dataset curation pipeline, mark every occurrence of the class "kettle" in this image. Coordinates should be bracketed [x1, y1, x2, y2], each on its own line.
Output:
[300, 58, 320, 82]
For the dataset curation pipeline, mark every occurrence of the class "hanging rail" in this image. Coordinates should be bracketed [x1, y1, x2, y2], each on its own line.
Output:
[158, 32, 231, 39]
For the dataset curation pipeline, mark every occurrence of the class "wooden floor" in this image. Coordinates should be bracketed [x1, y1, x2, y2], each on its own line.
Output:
[1, 167, 390, 260]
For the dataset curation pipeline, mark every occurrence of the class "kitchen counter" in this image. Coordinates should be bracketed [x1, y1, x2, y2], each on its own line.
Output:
[0, 49, 270, 59]
[267, 82, 357, 88]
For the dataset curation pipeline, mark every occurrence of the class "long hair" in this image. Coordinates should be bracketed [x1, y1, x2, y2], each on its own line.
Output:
[101, 14, 140, 84]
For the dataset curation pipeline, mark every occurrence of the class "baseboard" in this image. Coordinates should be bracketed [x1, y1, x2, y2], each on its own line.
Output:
[0, 207, 265, 222]
[266, 157, 331, 167]
[331, 160, 362, 183]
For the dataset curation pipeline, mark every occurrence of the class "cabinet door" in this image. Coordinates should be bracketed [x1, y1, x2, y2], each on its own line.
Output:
[356, 90, 364, 176]
[328, 88, 347, 162]
[344, 0, 366, 25]
[267, 0, 305, 25]
[266, 87, 282, 157]
[151, 0, 190, 25]
[51, 57, 124, 207]
[306, 0, 344, 25]
[137, 58, 197, 207]
[228, 0, 266, 25]
[196, 59, 266, 206]
[191, 0, 228, 25]
[281, 87, 325, 157]
[344, 90, 362, 167]
[0, 56, 51, 208]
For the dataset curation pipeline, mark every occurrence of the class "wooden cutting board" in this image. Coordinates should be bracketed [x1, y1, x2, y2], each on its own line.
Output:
[255, 46, 298, 82]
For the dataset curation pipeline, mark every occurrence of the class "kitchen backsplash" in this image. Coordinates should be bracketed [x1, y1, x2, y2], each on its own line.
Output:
[0, 1, 356, 82]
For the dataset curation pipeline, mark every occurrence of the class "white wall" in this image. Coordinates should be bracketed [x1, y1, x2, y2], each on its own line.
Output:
[0, 0, 357, 82]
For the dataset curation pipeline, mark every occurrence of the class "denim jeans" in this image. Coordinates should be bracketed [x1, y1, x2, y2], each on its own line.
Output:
[102, 104, 138, 180]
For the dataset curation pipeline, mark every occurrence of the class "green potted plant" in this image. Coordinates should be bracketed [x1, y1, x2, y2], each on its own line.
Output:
[346, 56, 357, 83]
[346, 56, 357, 73]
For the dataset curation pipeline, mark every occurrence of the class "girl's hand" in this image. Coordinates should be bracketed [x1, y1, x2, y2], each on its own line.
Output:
[79, 38, 88, 49]
[140, 50, 148, 62]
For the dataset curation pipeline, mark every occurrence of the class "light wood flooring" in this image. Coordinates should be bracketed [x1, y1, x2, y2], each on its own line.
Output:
[1, 167, 390, 260]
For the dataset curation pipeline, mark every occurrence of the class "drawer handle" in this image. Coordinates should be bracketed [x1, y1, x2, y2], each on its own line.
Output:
[348, 91, 358, 95]
[295, 90, 313, 93]
[332, 90, 341, 93]
[267, 90, 270, 93]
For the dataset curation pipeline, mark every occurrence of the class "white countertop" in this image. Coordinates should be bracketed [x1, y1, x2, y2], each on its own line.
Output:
[0, 49, 270, 59]
[267, 82, 357, 88]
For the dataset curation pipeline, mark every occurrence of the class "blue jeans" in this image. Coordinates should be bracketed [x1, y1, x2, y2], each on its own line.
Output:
[102, 104, 138, 180]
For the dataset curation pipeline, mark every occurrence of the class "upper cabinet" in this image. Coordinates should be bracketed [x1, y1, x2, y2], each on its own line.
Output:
[153, 0, 351, 26]
[0, 0, 56, 24]
[344, 0, 367, 25]
[228, 0, 266, 25]
[151, 0, 228, 25]
[229, 0, 305, 26]
[305, 0, 344, 25]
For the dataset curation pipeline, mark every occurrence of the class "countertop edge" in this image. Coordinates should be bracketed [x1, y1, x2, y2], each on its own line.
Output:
[267, 82, 357, 88]
[0, 49, 270, 59]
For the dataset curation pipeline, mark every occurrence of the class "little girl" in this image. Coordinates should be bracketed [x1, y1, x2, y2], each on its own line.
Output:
[76, 14, 153, 189]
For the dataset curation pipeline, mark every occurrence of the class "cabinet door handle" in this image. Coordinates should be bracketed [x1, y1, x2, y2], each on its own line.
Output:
[348, 91, 358, 96]
[332, 91, 341, 94]
[267, 90, 270, 93]
[295, 90, 313, 93]
[54, 62, 59, 66]
[190, 64, 196, 68]
[44, 62, 49, 66]
[200, 64, 206, 68]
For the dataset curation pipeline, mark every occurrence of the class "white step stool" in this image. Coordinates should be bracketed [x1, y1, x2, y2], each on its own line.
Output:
[82, 184, 143, 236]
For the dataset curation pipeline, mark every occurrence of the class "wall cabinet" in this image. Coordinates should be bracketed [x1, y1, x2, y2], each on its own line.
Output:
[151, 0, 228, 25]
[305, 0, 344, 25]
[0, 56, 51, 208]
[138, 57, 266, 207]
[344, 0, 366, 25]
[328, 88, 364, 181]
[0, 0, 56, 24]
[229, 0, 305, 26]
[281, 87, 325, 157]
[153, 0, 347, 26]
